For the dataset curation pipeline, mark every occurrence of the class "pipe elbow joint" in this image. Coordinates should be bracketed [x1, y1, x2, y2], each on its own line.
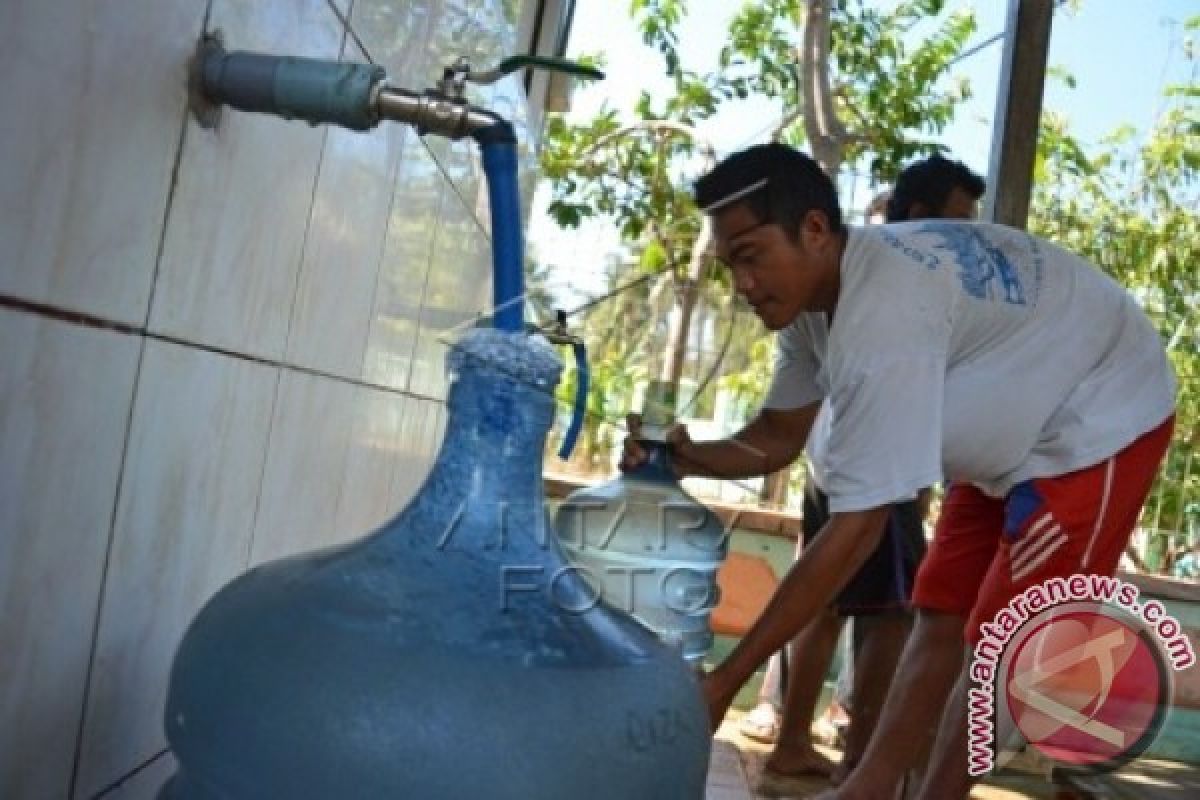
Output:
[469, 116, 516, 145]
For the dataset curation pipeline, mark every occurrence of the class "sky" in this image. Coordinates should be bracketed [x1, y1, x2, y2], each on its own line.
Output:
[527, 0, 1197, 304]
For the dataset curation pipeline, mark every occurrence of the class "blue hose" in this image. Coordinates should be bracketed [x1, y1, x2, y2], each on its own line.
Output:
[479, 139, 524, 332]
[557, 340, 589, 459]
[477, 125, 589, 454]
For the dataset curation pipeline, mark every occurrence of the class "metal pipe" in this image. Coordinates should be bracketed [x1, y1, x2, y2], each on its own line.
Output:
[375, 86, 503, 140]
[199, 44, 384, 131]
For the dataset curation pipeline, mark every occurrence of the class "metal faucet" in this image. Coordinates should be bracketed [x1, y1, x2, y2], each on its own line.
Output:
[190, 33, 602, 141]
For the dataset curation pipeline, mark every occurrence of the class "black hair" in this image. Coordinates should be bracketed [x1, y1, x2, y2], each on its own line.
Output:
[885, 154, 986, 222]
[693, 143, 843, 236]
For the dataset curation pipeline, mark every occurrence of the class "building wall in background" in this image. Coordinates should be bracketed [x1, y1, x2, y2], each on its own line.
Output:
[0, 1, 568, 797]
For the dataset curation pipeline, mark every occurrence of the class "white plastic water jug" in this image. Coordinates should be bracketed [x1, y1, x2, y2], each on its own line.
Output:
[555, 381, 728, 664]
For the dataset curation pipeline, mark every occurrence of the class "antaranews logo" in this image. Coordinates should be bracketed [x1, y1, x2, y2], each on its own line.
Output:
[967, 575, 1196, 776]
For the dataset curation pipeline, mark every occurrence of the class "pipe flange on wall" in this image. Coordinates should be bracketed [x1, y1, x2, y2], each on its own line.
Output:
[189, 32, 226, 130]
[189, 32, 387, 132]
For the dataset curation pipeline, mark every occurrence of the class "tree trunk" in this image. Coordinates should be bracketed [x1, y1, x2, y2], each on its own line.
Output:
[800, 0, 848, 176]
[661, 216, 713, 392]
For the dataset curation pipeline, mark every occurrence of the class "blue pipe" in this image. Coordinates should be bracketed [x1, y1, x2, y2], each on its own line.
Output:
[475, 124, 588, 456]
[472, 125, 596, 455]
[477, 132, 524, 332]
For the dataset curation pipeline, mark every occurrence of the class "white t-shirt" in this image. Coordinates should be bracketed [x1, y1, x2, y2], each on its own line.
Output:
[804, 399, 922, 502]
[804, 400, 834, 492]
[764, 222, 1176, 513]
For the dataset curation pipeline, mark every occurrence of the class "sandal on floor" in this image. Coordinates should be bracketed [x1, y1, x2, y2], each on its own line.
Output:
[738, 704, 780, 743]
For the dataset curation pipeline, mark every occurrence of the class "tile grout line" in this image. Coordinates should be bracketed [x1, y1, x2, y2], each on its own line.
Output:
[0, 294, 447, 406]
[239, 365, 285, 574]
[140, 20, 200, 333]
[329, 0, 370, 62]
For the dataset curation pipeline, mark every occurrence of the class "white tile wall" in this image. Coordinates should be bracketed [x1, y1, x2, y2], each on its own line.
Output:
[362, 132, 446, 391]
[389, 395, 442, 508]
[284, 41, 406, 379]
[0, 0, 208, 324]
[0, 2, 554, 797]
[73, 341, 277, 799]
[0, 310, 140, 800]
[333, 386, 407, 536]
[423, 136, 486, 226]
[149, 0, 342, 359]
[407, 189, 494, 399]
[349, 0, 442, 91]
[248, 369, 359, 564]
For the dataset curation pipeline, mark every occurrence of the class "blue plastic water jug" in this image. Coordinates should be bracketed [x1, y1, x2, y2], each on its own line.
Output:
[160, 330, 711, 799]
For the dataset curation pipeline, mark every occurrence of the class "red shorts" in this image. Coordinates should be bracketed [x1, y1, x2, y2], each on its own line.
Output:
[912, 416, 1174, 644]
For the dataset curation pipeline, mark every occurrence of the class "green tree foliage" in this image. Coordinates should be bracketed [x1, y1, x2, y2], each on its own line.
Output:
[545, 257, 674, 473]
[1029, 19, 1200, 545]
[721, 0, 975, 176]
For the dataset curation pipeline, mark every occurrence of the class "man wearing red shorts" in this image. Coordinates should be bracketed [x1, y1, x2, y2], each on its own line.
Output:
[631, 143, 1176, 799]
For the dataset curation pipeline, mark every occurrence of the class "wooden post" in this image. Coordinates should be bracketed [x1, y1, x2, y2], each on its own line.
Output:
[983, 0, 1055, 229]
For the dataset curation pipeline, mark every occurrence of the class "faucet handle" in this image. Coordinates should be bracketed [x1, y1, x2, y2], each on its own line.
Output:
[435, 56, 474, 98]
[466, 55, 605, 86]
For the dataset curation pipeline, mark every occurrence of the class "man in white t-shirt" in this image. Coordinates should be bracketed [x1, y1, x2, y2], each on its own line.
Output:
[623, 143, 1175, 798]
[735, 155, 988, 792]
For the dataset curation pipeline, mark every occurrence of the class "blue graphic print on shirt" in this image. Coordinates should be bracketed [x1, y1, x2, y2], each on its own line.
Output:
[915, 222, 1027, 305]
[880, 224, 1028, 306]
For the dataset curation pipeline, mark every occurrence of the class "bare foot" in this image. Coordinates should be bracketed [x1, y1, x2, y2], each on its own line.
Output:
[764, 746, 837, 778]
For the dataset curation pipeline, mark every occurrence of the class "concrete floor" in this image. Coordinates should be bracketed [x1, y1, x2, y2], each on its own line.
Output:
[705, 709, 1200, 799]
[706, 736, 756, 800]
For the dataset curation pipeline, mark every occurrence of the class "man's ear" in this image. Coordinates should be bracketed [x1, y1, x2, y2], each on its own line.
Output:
[800, 209, 835, 234]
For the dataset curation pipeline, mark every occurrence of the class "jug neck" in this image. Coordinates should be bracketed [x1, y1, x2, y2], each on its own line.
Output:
[395, 379, 552, 556]
[383, 330, 562, 552]
[627, 439, 679, 485]
[445, 363, 553, 469]
[432, 404, 549, 496]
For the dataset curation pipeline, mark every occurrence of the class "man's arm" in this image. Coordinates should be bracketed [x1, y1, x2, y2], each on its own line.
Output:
[671, 404, 819, 479]
[701, 507, 891, 729]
